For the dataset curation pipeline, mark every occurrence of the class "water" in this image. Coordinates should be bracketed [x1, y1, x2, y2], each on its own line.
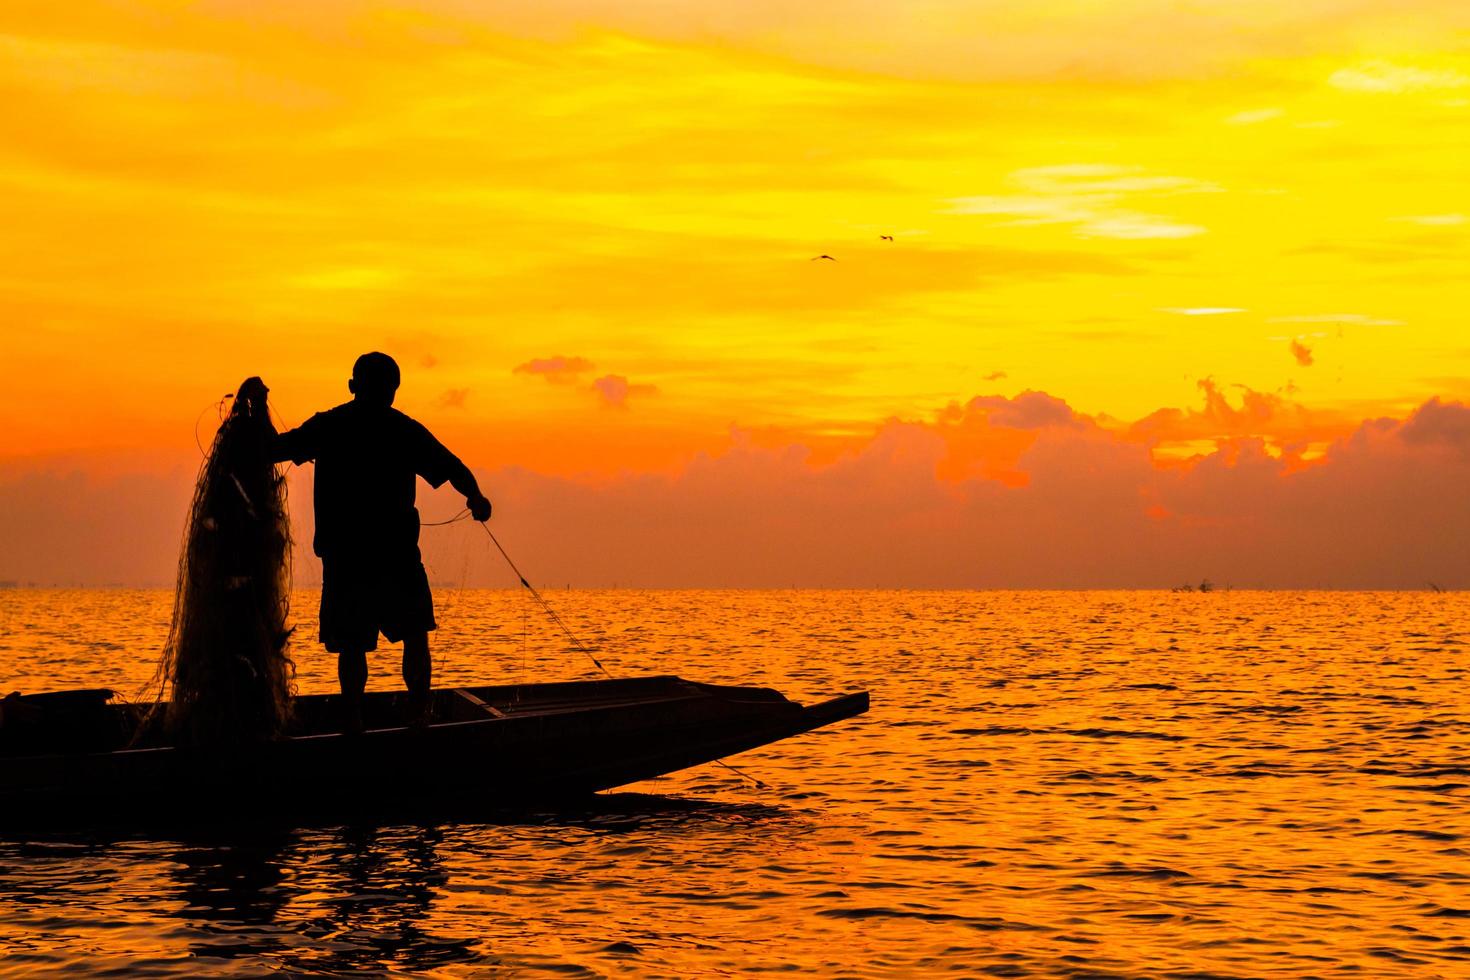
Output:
[2, 589, 1468, 978]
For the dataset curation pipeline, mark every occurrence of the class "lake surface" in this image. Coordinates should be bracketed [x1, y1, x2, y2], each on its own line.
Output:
[2, 589, 1468, 978]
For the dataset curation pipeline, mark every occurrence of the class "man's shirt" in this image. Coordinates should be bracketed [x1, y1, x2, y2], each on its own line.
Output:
[274, 401, 465, 560]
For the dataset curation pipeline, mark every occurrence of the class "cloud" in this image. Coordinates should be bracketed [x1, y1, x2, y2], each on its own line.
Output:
[1270, 313, 1403, 327]
[9, 0, 1461, 93]
[592, 374, 658, 408]
[1160, 307, 1246, 316]
[982, 370, 1007, 382]
[1399, 397, 1470, 455]
[421, 390, 1469, 588]
[1227, 107, 1284, 125]
[7, 391, 1470, 588]
[925, 391, 1086, 485]
[382, 335, 443, 373]
[1125, 379, 1349, 461]
[965, 391, 1082, 431]
[0, 462, 193, 586]
[513, 356, 595, 384]
[1008, 165, 1220, 197]
[1077, 215, 1205, 240]
[1289, 339, 1314, 367]
[485, 241, 1133, 317]
[1329, 61, 1470, 94]
[1394, 214, 1465, 227]
[948, 164, 1216, 241]
[439, 387, 469, 409]
[506, 357, 661, 408]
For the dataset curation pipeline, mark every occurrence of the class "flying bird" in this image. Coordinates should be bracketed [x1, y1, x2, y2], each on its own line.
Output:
[811, 254, 836, 261]
[879, 235, 894, 241]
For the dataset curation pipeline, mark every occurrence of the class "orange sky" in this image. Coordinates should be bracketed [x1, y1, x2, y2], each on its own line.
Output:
[2, 1, 1468, 586]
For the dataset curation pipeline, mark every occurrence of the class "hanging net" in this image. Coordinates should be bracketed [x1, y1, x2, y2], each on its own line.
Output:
[147, 377, 295, 746]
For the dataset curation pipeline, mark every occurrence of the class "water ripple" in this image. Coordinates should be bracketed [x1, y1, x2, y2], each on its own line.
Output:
[1, 588, 1468, 977]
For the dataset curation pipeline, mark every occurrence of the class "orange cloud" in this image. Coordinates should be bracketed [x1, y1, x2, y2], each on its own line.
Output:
[1124, 379, 1352, 463]
[6, 392, 1467, 589]
[1398, 397, 1470, 455]
[423, 393, 1468, 588]
[926, 391, 1084, 486]
[513, 356, 595, 383]
[592, 374, 658, 409]
[1290, 338, 1314, 366]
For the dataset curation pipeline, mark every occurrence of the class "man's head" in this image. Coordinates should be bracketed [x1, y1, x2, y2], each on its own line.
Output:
[348, 352, 401, 406]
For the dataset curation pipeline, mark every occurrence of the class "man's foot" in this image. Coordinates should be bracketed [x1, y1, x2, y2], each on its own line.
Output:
[403, 692, 432, 730]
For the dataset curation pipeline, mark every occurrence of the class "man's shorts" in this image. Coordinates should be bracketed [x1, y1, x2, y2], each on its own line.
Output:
[319, 554, 437, 653]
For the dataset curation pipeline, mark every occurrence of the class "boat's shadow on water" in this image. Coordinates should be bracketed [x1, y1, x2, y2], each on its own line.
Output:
[4, 790, 795, 841]
[486, 790, 797, 831]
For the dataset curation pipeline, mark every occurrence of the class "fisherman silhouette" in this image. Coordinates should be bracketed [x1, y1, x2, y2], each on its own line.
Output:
[268, 352, 491, 732]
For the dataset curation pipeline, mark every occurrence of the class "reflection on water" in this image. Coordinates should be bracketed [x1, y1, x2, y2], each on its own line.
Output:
[2, 589, 1469, 977]
[2, 796, 800, 978]
[169, 825, 458, 974]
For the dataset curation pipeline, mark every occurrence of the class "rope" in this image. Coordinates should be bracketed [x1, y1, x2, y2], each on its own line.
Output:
[437, 518, 769, 789]
[193, 394, 234, 458]
[476, 521, 611, 678]
[422, 508, 471, 527]
[474, 522, 769, 789]
[711, 757, 769, 789]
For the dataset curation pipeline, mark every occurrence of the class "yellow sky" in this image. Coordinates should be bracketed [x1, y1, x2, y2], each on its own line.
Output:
[3, 1, 1468, 474]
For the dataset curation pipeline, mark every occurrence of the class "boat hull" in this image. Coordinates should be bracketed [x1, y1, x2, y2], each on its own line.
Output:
[0, 676, 869, 827]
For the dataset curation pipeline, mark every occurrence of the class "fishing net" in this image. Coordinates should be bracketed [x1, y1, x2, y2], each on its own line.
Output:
[146, 377, 295, 746]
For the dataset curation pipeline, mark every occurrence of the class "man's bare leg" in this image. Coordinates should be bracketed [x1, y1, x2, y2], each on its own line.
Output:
[402, 631, 431, 724]
[338, 649, 369, 734]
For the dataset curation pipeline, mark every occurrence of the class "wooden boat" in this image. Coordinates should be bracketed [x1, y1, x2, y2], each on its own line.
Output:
[0, 676, 869, 827]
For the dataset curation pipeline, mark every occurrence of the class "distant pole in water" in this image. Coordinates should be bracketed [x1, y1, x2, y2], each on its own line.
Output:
[148, 377, 295, 745]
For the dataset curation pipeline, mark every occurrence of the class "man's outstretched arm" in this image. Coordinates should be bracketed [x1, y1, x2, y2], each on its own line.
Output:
[448, 462, 492, 522]
[234, 377, 307, 465]
[412, 419, 491, 520]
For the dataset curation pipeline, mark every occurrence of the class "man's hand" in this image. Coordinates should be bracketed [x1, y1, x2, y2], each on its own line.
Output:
[236, 377, 269, 418]
[468, 494, 492, 522]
